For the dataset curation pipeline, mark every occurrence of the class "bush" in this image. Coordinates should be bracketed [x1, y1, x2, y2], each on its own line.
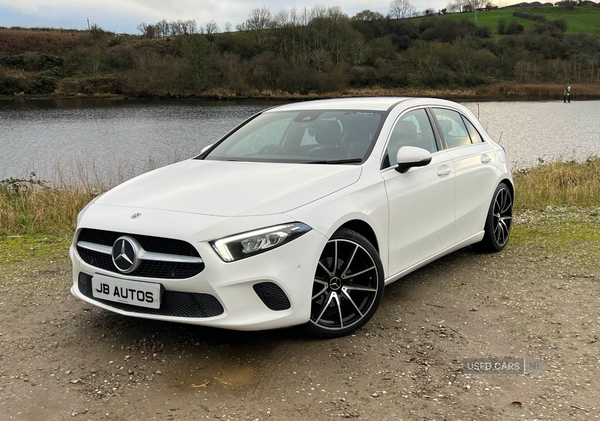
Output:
[498, 18, 507, 35]
[513, 10, 547, 22]
[506, 21, 525, 35]
[0, 75, 25, 95]
[57, 75, 122, 95]
[32, 67, 62, 94]
[0, 55, 25, 68]
[553, 19, 568, 32]
[23, 52, 63, 71]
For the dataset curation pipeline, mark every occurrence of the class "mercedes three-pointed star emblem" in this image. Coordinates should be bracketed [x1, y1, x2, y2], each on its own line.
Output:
[111, 236, 141, 273]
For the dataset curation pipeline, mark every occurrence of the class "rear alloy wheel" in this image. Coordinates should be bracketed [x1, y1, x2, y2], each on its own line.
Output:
[303, 228, 384, 338]
[476, 182, 513, 252]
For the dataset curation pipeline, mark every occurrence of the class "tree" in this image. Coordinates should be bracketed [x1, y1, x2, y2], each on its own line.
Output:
[389, 0, 417, 18]
[205, 20, 219, 35]
[246, 7, 272, 31]
[353, 10, 385, 21]
[447, 2, 461, 12]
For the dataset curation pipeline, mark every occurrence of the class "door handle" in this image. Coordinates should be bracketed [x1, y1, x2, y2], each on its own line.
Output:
[481, 154, 491, 164]
[437, 166, 451, 177]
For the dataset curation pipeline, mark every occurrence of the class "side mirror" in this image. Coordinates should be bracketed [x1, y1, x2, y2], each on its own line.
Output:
[200, 143, 214, 154]
[395, 146, 432, 173]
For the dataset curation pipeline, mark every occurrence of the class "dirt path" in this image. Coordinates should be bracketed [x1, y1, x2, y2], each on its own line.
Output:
[1, 209, 599, 420]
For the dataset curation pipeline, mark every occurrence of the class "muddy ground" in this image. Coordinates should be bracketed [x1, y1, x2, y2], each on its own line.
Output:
[1, 208, 599, 421]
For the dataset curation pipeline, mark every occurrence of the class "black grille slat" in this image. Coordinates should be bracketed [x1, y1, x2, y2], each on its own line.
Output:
[77, 229, 204, 279]
[78, 273, 224, 318]
[253, 282, 291, 311]
[78, 228, 199, 257]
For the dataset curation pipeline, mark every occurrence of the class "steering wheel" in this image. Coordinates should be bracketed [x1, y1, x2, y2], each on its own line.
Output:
[257, 144, 289, 155]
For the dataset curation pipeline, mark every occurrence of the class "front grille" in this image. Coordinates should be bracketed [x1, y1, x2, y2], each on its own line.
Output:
[78, 273, 224, 318]
[253, 282, 291, 311]
[76, 228, 204, 279]
[79, 228, 198, 256]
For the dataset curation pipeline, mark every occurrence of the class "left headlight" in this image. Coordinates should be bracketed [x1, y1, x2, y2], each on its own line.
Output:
[211, 222, 312, 262]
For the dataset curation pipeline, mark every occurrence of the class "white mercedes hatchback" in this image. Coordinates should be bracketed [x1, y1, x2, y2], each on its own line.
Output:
[71, 98, 513, 337]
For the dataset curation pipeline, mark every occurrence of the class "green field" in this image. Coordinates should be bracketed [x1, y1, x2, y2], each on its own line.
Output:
[415, 6, 600, 35]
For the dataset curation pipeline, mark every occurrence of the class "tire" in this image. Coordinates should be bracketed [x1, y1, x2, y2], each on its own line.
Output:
[302, 228, 384, 338]
[475, 182, 513, 253]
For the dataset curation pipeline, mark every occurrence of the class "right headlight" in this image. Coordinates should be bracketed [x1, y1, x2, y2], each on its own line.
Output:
[210, 222, 312, 262]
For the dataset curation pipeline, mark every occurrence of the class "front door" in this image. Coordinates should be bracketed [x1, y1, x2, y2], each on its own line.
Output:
[381, 108, 456, 277]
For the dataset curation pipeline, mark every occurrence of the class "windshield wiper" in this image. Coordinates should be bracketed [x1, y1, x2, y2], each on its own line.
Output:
[308, 158, 363, 164]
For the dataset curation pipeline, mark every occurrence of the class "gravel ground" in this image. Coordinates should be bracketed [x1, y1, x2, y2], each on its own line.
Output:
[1, 208, 599, 421]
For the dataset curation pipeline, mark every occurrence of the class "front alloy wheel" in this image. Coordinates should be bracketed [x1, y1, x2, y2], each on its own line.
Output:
[303, 228, 384, 338]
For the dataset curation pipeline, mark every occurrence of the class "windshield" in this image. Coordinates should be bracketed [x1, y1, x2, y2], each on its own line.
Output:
[202, 110, 384, 163]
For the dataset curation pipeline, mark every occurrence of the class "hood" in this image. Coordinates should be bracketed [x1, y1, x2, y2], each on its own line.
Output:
[94, 159, 361, 217]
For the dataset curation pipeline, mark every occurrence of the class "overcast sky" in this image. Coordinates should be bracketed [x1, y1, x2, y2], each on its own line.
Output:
[0, 0, 480, 33]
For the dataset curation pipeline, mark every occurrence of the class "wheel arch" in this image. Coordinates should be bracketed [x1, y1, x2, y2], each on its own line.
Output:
[335, 219, 379, 253]
[500, 178, 514, 200]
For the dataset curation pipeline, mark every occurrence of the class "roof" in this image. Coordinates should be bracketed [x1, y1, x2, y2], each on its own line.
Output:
[265, 97, 409, 112]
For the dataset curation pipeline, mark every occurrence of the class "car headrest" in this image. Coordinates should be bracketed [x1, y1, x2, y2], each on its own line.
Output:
[314, 120, 343, 146]
[393, 121, 417, 143]
[438, 119, 452, 135]
[345, 122, 374, 144]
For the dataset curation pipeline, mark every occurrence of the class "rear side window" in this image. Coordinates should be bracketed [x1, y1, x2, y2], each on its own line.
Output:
[462, 117, 483, 143]
[432, 108, 471, 149]
[384, 109, 437, 167]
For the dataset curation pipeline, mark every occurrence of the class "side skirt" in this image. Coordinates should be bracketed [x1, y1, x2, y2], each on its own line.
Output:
[384, 231, 485, 286]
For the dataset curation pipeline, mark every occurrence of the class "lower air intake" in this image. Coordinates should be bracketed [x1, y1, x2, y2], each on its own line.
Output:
[253, 282, 291, 311]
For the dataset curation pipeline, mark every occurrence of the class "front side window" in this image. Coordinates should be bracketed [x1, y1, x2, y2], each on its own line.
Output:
[203, 110, 384, 163]
[384, 109, 437, 168]
[432, 108, 471, 149]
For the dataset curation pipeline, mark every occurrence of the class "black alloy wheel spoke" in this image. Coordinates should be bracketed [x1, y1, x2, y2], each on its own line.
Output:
[310, 239, 378, 330]
[493, 187, 513, 247]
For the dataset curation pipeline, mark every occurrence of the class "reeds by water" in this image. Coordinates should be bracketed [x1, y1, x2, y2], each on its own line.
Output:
[1, 157, 599, 236]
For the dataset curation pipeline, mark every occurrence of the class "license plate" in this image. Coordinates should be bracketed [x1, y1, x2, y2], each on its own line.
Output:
[91, 274, 161, 309]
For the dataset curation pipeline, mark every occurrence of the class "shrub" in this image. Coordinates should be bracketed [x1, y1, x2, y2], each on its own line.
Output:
[506, 21, 525, 35]
[0, 75, 24, 95]
[56, 75, 122, 95]
[513, 10, 547, 22]
[498, 18, 507, 35]
[553, 19, 568, 32]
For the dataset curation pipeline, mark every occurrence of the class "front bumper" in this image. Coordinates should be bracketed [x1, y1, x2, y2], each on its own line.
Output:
[70, 208, 327, 331]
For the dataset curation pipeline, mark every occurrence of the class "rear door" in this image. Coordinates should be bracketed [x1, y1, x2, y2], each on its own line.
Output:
[430, 108, 498, 244]
[382, 108, 456, 276]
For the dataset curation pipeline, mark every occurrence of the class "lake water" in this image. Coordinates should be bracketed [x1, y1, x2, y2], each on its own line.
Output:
[1, 98, 599, 183]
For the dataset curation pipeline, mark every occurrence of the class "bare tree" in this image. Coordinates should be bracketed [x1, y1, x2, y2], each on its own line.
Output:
[389, 0, 417, 18]
[466, 0, 487, 10]
[186, 19, 197, 34]
[310, 5, 327, 20]
[446, 2, 461, 12]
[205, 20, 219, 35]
[289, 7, 303, 27]
[246, 7, 272, 30]
[273, 9, 290, 28]
[224, 22, 232, 32]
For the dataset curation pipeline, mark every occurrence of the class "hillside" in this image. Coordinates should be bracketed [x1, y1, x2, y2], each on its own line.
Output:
[1, 5, 600, 99]
[415, 6, 600, 35]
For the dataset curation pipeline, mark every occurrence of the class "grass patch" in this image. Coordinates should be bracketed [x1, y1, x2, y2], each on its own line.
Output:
[0, 235, 72, 283]
[511, 213, 600, 270]
[513, 157, 600, 209]
[415, 6, 600, 35]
